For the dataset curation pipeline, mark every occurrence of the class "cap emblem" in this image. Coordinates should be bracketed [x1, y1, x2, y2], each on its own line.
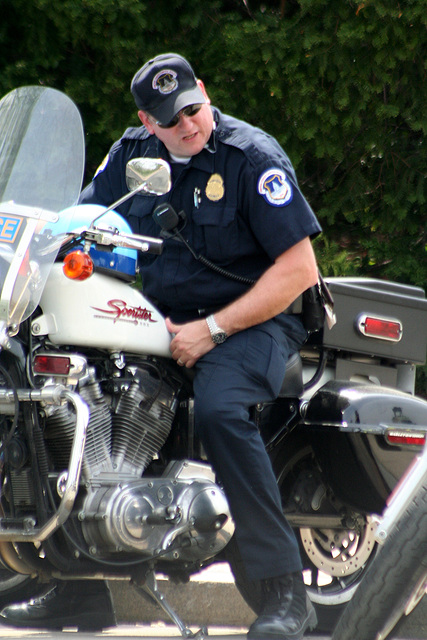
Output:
[152, 69, 178, 94]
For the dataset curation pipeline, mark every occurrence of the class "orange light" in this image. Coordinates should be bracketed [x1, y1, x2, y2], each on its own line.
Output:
[63, 250, 93, 280]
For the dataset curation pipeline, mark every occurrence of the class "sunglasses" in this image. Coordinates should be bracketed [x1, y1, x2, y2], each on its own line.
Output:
[155, 104, 203, 129]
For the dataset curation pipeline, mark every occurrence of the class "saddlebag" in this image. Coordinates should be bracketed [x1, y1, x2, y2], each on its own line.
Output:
[303, 380, 427, 513]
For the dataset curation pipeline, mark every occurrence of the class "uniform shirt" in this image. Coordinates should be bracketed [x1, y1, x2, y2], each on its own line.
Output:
[79, 108, 322, 322]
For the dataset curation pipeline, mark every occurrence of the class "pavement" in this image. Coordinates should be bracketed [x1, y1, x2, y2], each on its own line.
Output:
[0, 563, 424, 638]
[109, 563, 427, 639]
[0, 626, 328, 639]
[109, 563, 256, 628]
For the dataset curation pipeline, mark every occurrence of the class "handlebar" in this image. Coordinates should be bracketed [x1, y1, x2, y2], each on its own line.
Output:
[66, 226, 164, 256]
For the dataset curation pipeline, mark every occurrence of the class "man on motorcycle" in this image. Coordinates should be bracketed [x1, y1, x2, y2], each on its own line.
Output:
[0, 53, 321, 639]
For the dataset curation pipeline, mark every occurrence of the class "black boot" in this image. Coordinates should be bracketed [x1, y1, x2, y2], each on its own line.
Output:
[0, 580, 116, 631]
[247, 572, 317, 640]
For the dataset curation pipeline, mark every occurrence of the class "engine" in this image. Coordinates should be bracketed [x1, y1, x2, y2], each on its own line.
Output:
[43, 363, 176, 479]
[40, 358, 234, 562]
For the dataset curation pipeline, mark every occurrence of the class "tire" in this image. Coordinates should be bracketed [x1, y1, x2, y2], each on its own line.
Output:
[0, 566, 40, 609]
[225, 438, 379, 633]
[332, 481, 427, 640]
[0, 362, 45, 608]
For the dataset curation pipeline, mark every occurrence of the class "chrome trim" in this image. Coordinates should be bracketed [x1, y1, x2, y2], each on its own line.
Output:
[0, 385, 88, 541]
[376, 437, 427, 543]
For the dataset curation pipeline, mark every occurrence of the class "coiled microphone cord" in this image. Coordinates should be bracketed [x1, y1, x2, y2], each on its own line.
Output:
[152, 203, 256, 286]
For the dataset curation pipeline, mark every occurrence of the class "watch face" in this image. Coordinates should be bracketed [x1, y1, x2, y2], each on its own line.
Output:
[212, 331, 227, 344]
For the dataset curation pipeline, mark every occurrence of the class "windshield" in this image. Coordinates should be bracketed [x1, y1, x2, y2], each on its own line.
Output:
[0, 86, 85, 331]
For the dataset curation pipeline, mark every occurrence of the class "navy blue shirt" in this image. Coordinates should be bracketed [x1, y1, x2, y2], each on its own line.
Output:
[80, 108, 321, 322]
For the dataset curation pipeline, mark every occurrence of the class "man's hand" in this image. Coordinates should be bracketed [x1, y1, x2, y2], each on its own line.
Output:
[166, 317, 215, 368]
[166, 237, 318, 368]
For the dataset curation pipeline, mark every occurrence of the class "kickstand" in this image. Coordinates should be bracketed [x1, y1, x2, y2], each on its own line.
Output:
[132, 570, 208, 639]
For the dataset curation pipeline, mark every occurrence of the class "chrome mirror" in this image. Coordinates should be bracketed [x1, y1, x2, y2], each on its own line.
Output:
[90, 158, 172, 226]
[126, 158, 172, 196]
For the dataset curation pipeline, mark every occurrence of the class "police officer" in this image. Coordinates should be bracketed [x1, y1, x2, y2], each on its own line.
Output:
[0, 54, 321, 639]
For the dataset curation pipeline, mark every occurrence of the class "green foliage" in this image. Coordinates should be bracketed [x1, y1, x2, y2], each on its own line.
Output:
[0, 0, 425, 292]
[201, 0, 427, 288]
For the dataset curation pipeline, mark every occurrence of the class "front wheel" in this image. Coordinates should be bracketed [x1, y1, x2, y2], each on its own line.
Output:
[0, 566, 39, 609]
[332, 481, 427, 640]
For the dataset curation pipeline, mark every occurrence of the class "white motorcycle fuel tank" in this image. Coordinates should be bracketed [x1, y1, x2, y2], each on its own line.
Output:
[32, 204, 172, 357]
[34, 265, 172, 357]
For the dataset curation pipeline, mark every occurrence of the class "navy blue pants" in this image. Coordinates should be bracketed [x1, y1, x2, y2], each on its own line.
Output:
[193, 315, 306, 581]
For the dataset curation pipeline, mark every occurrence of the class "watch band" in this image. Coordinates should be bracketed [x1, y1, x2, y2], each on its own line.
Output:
[206, 314, 228, 344]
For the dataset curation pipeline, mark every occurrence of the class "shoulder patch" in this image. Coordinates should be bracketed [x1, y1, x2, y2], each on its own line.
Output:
[258, 169, 293, 207]
[94, 154, 109, 178]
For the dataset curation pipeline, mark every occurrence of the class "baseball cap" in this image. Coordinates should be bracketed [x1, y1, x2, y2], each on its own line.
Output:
[131, 53, 206, 125]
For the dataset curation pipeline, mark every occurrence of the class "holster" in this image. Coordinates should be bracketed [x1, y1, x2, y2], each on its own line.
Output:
[302, 272, 336, 333]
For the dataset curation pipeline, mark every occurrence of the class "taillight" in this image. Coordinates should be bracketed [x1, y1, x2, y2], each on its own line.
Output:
[34, 355, 71, 375]
[356, 314, 402, 342]
[63, 250, 93, 280]
[386, 430, 426, 447]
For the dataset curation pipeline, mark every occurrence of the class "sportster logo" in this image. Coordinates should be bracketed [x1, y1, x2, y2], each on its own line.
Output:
[91, 300, 157, 325]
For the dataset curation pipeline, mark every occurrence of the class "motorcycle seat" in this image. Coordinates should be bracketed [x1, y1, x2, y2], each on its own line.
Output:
[178, 348, 304, 398]
[278, 352, 304, 398]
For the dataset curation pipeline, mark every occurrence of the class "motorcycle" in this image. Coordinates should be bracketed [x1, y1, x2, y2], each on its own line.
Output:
[332, 419, 427, 639]
[0, 85, 426, 635]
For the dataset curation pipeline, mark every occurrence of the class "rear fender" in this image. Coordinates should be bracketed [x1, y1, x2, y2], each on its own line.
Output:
[303, 380, 427, 513]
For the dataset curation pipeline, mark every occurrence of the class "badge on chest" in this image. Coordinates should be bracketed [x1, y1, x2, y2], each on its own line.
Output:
[205, 173, 225, 202]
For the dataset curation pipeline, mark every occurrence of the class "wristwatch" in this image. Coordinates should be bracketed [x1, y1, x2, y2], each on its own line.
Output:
[206, 314, 228, 344]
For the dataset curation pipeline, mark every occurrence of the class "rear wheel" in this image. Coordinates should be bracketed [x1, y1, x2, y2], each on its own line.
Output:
[226, 440, 378, 633]
[332, 481, 427, 640]
[278, 444, 377, 631]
